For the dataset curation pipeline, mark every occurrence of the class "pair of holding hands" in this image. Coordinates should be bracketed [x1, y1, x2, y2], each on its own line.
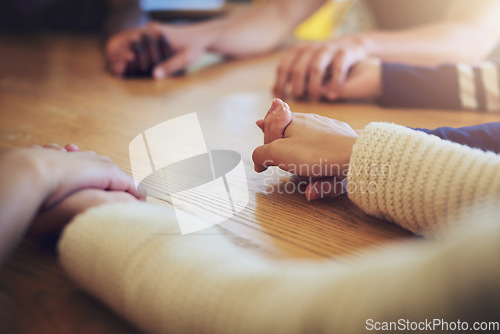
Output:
[106, 24, 382, 102]
[253, 99, 359, 200]
[13, 144, 145, 234]
[106, 23, 214, 79]
[273, 37, 382, 102]
[20, 99, 356, 238]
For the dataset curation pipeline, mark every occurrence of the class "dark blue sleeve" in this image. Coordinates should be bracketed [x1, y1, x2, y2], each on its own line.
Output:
[376, 63, 461, 110]
[376, 62, 500, 112]
[413, 123, 500, 154]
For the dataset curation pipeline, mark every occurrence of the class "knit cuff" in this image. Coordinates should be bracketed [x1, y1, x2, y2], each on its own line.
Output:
[347, 122, 500, 236]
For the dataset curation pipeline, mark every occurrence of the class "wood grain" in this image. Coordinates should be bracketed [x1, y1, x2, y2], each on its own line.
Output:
[1, 35, 500, 333]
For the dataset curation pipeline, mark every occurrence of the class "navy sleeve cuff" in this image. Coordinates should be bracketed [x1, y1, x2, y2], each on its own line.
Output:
[413, 123, 500, 153]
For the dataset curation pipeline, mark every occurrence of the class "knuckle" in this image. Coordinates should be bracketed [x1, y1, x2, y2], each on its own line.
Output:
[319, 44, 332, 53]
[277, 63, 287, 74]
[310, 65, 322, 76]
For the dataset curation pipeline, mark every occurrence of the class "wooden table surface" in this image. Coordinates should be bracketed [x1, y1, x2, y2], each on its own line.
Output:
[2, 35, 500, 333]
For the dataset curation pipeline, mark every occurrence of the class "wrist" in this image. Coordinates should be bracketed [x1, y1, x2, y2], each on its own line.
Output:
[0, 149, 51, 208]
[328, 135, 358, 178]
[203, 19, 227, 54]
[335, 34, 369, 55]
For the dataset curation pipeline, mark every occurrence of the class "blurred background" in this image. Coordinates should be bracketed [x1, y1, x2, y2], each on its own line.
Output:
[0, 0, 373, 41]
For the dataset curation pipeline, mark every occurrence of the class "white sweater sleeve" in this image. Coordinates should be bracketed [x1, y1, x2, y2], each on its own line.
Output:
[57, 122, 500, 334]
[347, 122, 500, 236]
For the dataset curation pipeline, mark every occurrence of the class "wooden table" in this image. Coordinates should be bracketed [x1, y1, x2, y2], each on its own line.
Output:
[1, 35, 500, 333]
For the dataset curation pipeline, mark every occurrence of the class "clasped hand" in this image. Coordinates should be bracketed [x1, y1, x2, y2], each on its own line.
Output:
[252, 99, 358, 200]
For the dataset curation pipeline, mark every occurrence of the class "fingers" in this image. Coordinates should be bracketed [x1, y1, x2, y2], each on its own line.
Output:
[159, 35, 174, 60]
[274, 43, 337, 101]
[106, 34, 135, 77]
[131, 39, 150, 74]
[32, 143, 79, 152]
[43, 143, 66, 152]
[142, 34, 161, 68]
[122, 33, 174, 78]
[263, 99, 292, 144]
[256, 119, 265, 132]
[131, 34, 163, 75]
[322, 46, 367, 101]
[305, 177, 348, 201]
[97, 164, 147, 200]
[252, 144, 275, 173]
[274, 45, 305, 98]
[274, 42, 368, 102]
[290, 47, 317, 99]
[64, 143, 79, 152]
[153, 47, 193, 79]
[307, 45, 335, 102]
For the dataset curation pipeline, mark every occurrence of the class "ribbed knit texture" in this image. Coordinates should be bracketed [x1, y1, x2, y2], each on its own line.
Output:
[348, 122, 500, 236]
[57, 123, 500, 333]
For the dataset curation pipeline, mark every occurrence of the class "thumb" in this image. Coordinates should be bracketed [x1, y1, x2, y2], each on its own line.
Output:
[264, 100, 292, 144]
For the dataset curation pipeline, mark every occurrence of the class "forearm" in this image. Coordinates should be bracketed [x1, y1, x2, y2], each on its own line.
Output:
[356, 22, 491, 65]
[376, 62, 500, 112]
[413, 123, 500, 154]
[59, 201, 500, 333]
[347, 123, 500, 236]
[0, 150, 48, 264]
[357, 0, 500, 65]
[208, 0, 326, 57]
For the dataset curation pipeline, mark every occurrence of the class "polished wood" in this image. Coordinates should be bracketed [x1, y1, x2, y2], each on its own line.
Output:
[1, 35, 500, 333]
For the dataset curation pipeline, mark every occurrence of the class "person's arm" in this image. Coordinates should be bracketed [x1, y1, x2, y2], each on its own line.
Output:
[358, 0, 500, 66]
[57, 170, 500, 334]
[412, 123, 500, 154]
[206, 0, 326, 57]
[0, 145, 144, 265]
[252, 100, 500, 235]
[333, 60, 500, 114]
[348, 122, 500, 236]
[106, 0, 326, 78]
[376, 62, 500, 112]
[274, 0, 500, 102]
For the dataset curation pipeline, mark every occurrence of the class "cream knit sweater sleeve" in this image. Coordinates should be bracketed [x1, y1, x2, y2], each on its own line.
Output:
[57, 123, 500, 334]
[347, 122, 500, 236]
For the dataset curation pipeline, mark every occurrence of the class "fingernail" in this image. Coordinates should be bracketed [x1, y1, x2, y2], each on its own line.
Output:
[270, 98, 279, 111]
[306, 189, 312, 201]
[65, 143, 79, 152]
[273, 100, 287, 118]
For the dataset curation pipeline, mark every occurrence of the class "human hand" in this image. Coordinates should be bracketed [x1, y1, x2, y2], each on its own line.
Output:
[28, 143, 144, 233]
[106, 22, 216, 79]
[106, 25, 174, 77]
[336, 58, 382, 100]
[273, 35, 368, 102]
[255, 98, 293, 145]
[25, 144, 145, 209]
[253, 99, 358, 199]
